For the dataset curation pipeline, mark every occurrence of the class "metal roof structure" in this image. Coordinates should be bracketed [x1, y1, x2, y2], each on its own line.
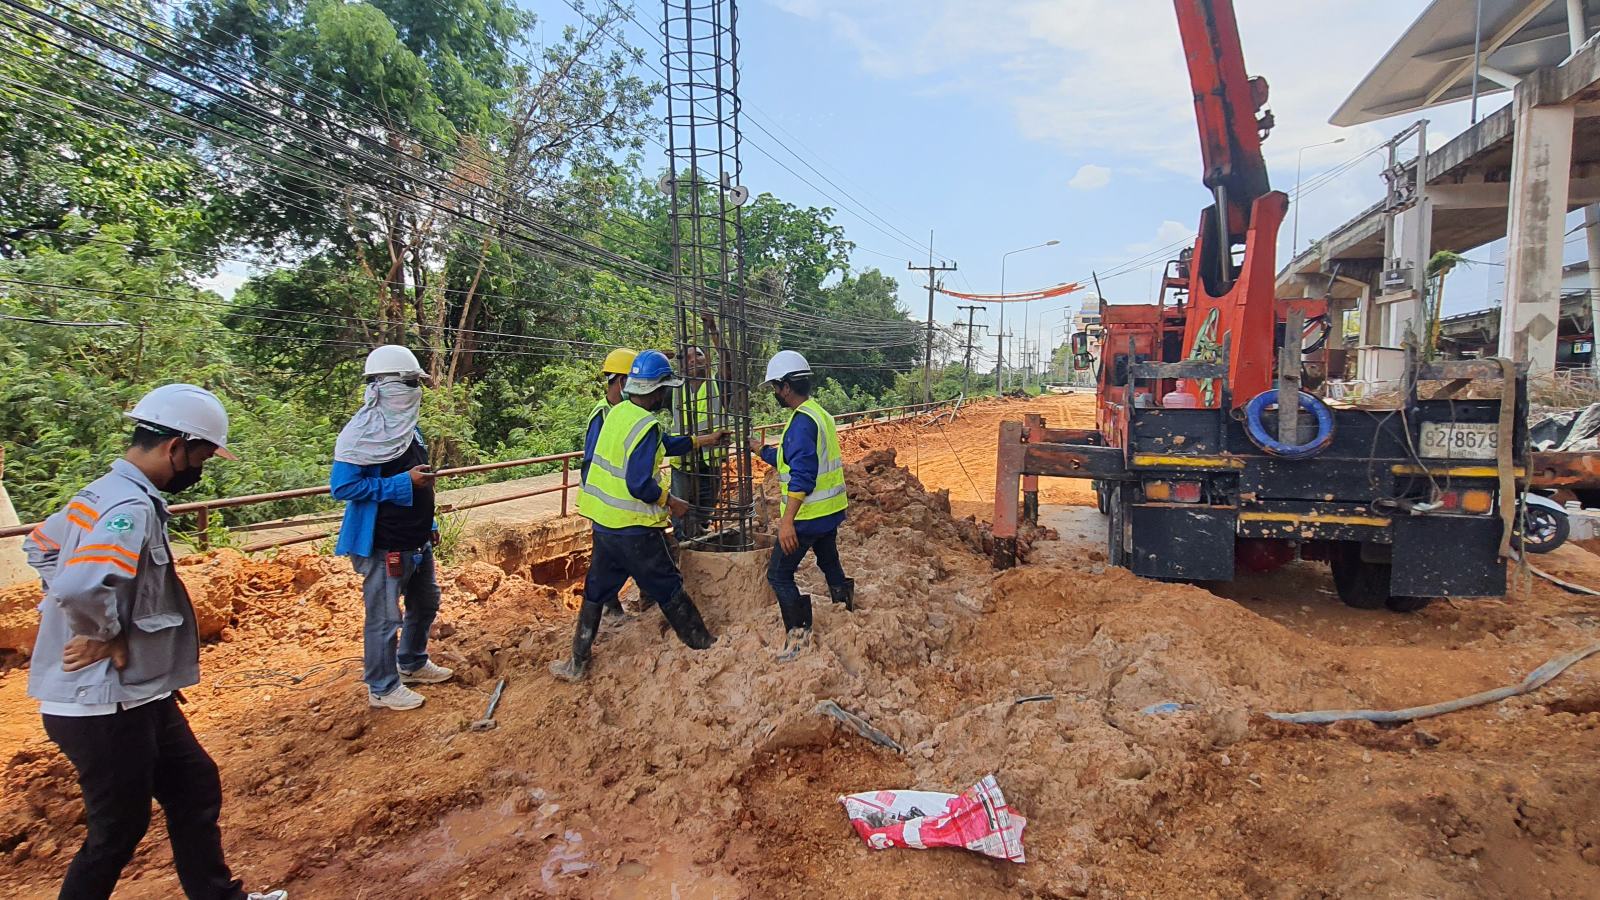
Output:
[1333, 0, 1600, 126]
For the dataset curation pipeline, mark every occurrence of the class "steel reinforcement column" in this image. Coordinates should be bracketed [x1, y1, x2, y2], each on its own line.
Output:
[663, 0, 754, 549]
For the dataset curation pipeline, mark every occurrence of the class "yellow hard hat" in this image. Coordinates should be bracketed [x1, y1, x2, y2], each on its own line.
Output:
[601, 348, 639, 376]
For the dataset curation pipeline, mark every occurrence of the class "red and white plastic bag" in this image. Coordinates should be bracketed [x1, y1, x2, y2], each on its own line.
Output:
[838, 774, 1027, 863]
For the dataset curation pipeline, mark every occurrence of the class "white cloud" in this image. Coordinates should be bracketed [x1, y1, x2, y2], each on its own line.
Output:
[768, 0, 1458, 180]
[1068, 164, 1111, 191]
[199, 264, 250, 300]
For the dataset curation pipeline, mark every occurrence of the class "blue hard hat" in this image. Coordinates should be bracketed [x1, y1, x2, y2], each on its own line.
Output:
[624, 349, 685, 395]
[629, 349, 675, 380]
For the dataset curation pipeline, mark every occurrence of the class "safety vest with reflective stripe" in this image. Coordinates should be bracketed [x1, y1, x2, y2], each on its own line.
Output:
[579, 400, 609, 489]
[670, 380, 718, 470]
[578, 399, 670, 528]
[778, 398, 848, 521]
[586, 399, 609, 433]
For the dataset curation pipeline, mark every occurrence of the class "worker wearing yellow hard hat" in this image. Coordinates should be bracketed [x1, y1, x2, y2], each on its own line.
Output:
[581, 348, 639, 495]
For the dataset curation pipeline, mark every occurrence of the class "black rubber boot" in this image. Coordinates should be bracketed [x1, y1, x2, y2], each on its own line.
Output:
[549, 600, 604, 682]
[775, 592, 815, 634]
[828, 578, 856, 611]
[658, 589, 716, 650]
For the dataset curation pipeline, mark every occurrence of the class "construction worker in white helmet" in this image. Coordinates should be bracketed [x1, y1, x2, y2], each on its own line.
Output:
[554, 350, 728, 682]
[22, 384, 287, 900]
[748, 350, 854, 661]
[330, 345, 452, 712]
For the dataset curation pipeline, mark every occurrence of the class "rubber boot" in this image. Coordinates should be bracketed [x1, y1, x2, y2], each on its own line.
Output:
[549, 600, 604, 682]
[658, 589, 716, 650]
[828, 578, 856, 611]
[774, 591, 815, 634]
[777, 627, 812, 663]
[601, 595, 627, 630]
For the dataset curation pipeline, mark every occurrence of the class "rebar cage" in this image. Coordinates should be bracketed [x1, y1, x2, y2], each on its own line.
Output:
[662, 0, 755, 550]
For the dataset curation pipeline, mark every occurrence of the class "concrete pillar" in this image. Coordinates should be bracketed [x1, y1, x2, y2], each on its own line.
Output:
[1587, 204, 1600, 379]
[1500, 98, 1575, 371]
[0, 448, 32, 585]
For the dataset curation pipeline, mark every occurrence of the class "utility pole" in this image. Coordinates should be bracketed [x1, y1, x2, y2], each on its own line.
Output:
[996, 331, 1013, 393]
[909, 237, 958, 404]
[956, 304, 983, 395]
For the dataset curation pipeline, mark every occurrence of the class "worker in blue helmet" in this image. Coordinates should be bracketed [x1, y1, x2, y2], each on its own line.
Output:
[555, 350, 729, 681]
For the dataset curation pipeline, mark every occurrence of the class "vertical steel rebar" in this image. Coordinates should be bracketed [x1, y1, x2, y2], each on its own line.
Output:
[663, 0, 753, 550]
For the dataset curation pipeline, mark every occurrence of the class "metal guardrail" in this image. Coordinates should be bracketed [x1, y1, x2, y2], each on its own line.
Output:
[0, 398, 963, 551]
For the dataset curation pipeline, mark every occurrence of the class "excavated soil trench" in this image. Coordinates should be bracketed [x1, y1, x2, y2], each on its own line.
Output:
[2, 395, 1599, 899]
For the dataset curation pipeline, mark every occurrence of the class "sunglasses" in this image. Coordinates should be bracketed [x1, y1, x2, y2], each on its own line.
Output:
[400, 377, 421, 388]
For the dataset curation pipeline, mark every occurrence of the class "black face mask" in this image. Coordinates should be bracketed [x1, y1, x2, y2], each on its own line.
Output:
[165, 448, 205, 494]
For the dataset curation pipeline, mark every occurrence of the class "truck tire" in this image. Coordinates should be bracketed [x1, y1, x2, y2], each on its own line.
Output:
[1107, 484, 1129, 567]
[1384, 595, 1434, 613]
[1329, 543, 1390, 610]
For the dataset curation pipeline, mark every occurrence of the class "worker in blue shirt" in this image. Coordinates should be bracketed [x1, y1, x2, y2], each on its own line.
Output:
[748, 350, 854, 661]
[553, 350, 728, 682]
[330, 346, 452, 712]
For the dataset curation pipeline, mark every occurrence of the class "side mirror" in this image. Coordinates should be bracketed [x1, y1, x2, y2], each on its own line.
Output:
[1072, 352, 1093, 371]
[1070, 332, 1088, 355]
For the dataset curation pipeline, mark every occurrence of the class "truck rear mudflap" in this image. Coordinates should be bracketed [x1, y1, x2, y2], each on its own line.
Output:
[1390, 513, 1505, 597]
[1127, 501, 1506, 597]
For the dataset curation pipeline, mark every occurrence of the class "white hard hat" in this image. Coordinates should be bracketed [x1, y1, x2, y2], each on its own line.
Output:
[126, 384, 236, 459]
[763, 350, 812, 386]
[363, 344, 424, 379]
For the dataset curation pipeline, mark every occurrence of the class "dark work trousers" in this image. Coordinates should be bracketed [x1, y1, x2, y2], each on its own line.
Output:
[586, 528, 684, 611]
[41, 695, 245, 900]
[767, 526, 850, 632]
[670, 461, 722, 541]
[573, 527, 711, 658]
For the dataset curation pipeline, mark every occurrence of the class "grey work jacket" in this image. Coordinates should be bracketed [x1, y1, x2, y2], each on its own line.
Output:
[23, 459, 201, 705]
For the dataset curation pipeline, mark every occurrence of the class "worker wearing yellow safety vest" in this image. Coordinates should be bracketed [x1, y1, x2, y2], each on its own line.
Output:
[580, 348, 638, 619]
[555, 350, 728, 682]
[671, 314, 729, 539]
[748, 350, 854, 661]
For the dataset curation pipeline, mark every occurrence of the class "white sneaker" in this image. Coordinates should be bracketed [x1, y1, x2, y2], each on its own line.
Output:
[248, 892, 288, 900]
[368, 684, 425, 710]
[399, 661, 453, 684]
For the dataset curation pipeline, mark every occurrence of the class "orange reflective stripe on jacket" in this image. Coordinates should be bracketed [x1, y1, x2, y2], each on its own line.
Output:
[73, 544, 138, 562]
[68, 502, 100, 522]
[29, 527, 59, 550]
[65, 555, 137, 575]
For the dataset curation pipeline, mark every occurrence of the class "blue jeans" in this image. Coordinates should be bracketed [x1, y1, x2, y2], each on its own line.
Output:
[766, 527, 849, 632]
[352, 546, 441, 696]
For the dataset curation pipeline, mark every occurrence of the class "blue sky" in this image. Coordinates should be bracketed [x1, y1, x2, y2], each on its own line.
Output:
[206, 0, 1557, 361]
[567, 0, 1503, 360]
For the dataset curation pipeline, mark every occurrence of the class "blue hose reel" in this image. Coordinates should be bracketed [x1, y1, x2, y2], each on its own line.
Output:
[1243, 390, 1335, 460]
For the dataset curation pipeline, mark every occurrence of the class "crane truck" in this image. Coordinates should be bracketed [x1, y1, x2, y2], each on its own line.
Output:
[991, 0, 1529, 612]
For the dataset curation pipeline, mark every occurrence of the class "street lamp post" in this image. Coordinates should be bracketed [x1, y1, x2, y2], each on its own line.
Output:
[1292, 137, 1346, 255]
[1002, 239, 1059, 392]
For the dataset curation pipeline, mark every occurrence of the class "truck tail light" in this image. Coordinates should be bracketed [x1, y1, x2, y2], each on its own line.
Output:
[1436, 489, 1494, 514]
[1144, 480, 1202, 503]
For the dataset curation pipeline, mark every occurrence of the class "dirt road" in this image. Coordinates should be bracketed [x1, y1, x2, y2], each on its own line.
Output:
[840, 393, 1098, 518]
[3, 394, 1599, 899]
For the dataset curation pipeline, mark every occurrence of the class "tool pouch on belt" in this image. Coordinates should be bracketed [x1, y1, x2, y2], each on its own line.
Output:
[386, 550, 405, 578]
